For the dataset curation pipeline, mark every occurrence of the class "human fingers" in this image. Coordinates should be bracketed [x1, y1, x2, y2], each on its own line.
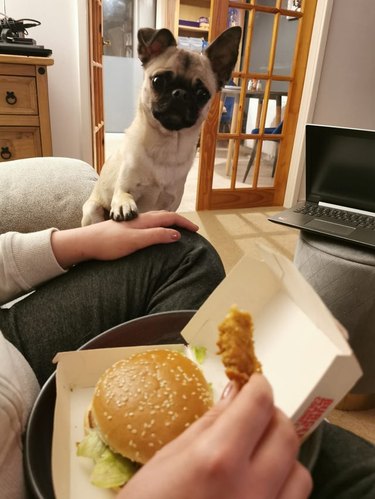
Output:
[203, 374, 275, 458]
[124, 227, 183, 251]
[277, 461, 313, 499]
[156, 381, 239, 456]
[127, 211, 199, 232]
[246, 408, 301, 497]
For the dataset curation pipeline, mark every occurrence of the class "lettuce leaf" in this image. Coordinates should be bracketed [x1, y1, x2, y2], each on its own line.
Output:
[76, 429, 107, 461]
[90, 448, 139, 488]
[77, 429, 139, 488]
[191, 345, 207, 364]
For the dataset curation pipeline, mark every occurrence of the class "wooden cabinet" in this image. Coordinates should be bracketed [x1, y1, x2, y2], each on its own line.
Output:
[0, 55, 54, 162]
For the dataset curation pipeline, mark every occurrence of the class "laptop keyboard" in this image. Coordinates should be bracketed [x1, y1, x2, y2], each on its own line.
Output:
[294, 203, 375, 230]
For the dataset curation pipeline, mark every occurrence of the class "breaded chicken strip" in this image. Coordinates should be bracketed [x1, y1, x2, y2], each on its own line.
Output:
[217, 305, 262, 387]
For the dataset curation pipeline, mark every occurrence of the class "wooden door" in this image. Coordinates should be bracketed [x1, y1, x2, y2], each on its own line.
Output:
[88, 0, 105, 173]
[197, 0, 317, 210]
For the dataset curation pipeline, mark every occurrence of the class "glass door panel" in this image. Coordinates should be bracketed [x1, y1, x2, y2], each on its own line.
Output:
[258, 138, 280, 186]
[213, 140, 233, 189]
[256, 0, 277, 5]
[247, 10, 274, 73]
[239, 137, 279, 188]
[103, 0, 134, 58]
[274, 14, 299, 75]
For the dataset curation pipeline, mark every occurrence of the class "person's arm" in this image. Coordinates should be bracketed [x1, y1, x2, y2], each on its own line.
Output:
[0, 228, 65, 305]
[117, 374, 312, 499]
[0, 211, 198, 304]
[51, 211, 198, 268]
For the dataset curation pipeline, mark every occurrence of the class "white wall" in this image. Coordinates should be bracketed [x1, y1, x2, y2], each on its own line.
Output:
[285, 0, 375, 205]
[312, 0, 375, 129]
[10, 1, 92, 164]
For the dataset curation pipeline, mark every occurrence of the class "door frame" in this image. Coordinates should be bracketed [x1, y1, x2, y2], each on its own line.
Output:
[88, 0, 105, 173]
[284, 0, 333, 207]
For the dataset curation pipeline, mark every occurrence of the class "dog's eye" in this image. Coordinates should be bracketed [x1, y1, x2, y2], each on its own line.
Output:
[152, 75, 166, 92]
[196, 87, 210, 104]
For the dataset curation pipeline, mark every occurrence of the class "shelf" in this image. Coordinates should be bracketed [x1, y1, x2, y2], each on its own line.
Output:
[178, 25, 209, 34]
[181, 0, 210, 6]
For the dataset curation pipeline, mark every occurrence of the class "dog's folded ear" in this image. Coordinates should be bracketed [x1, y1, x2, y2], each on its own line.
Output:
[204, 26, 242, 90]
[138, 28, 177, 65]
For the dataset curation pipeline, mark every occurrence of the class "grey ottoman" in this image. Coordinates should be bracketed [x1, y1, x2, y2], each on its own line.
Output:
[294, 231, 375, 394]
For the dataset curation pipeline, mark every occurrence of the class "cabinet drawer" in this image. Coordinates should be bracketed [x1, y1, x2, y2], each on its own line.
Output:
[0, 127, 41, 161]
[0, 76, 37, 115]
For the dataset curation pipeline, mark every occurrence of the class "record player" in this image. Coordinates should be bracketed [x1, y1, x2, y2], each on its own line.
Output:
[0, 17, 52, 57]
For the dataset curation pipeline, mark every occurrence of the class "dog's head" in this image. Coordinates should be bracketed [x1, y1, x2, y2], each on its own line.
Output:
[137, 26, 242, 132]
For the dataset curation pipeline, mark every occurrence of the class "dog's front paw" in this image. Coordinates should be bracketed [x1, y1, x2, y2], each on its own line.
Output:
[110, 194, 139, 221]
[110, 206, 138, 221]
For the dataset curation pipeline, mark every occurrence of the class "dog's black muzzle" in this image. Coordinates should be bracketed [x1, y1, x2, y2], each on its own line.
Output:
[150, 71, 211, 131]
[153, 89, 200, 131]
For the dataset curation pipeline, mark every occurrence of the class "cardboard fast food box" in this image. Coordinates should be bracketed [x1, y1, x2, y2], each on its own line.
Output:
[52, 245, 362, 498]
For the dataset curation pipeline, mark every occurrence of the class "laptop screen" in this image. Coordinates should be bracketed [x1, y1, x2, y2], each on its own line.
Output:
[306, 124, 375, 213]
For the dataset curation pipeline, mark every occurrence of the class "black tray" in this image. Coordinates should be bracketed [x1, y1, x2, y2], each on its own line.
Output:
[24, 310, 322, 498]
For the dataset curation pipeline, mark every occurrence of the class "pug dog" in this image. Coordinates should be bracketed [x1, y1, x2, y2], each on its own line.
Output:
[82, 26, 242, 225]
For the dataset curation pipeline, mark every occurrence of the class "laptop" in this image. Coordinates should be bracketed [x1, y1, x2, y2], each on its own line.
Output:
[268, 124, 375, 250]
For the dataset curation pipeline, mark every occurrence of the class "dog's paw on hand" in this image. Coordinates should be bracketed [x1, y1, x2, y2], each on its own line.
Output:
[110, 207, 139, 221]
[110, 195, 139, 221]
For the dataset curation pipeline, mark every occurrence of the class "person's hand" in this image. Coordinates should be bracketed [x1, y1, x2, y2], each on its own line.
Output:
[117, 374, 312, 499]
[51, 211, 199, 268]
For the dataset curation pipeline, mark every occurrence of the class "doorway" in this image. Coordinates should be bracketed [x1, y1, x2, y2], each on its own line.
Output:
[197, 0, 318, 209]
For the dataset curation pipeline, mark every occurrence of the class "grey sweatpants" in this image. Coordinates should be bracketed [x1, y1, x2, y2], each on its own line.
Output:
[0, 229, 225, 384]
[311, 421, 375, 499]
[1, 229, 374, 498]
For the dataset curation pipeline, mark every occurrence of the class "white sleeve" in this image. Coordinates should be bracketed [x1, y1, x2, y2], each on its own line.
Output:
[0, 228, 67, 305]
[0, 331, 40, 499]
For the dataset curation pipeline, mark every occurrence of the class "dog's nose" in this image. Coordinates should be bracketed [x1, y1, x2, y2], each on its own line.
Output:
[171, 88, 188, 100]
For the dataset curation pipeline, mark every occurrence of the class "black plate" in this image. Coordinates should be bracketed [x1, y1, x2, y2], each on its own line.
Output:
[24, 311, 193, 499]
[24, 310, 322, 498]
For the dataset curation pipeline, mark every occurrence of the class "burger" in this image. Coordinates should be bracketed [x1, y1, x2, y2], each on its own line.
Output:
[77, 348, 213, 489]
[77, 306, 259, 490]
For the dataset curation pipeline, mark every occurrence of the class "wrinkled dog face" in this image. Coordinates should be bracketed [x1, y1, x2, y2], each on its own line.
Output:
[147, 62, 213, 131]
[138, 27, 242, 132]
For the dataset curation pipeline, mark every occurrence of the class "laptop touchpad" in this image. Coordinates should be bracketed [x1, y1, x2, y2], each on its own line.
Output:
[305, 219, 355, 236]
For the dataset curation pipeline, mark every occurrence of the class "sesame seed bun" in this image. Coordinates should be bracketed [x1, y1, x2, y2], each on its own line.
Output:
[90, 349, 213, 464]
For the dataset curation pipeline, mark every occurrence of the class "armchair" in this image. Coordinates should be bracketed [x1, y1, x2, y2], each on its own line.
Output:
[0, 156, 98, 234]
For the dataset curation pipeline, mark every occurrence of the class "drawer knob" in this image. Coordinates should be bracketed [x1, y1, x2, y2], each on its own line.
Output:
[5, 91, 17, 105]
[1, 147, 12, 160]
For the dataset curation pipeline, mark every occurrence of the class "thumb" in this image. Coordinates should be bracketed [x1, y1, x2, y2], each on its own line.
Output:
[191, 381, 239, 433]
[161, 381, 239, 455]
